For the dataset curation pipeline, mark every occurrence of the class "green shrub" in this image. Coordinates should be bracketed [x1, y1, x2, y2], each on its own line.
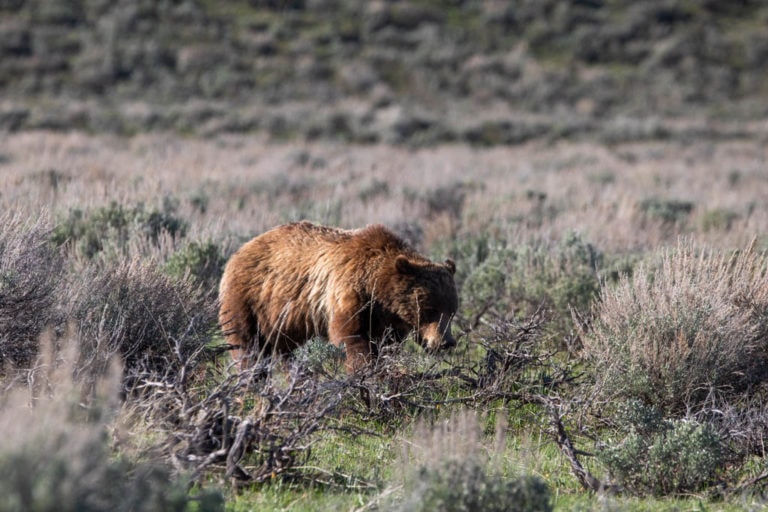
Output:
[701, 208, 739, 232]
[450, 230, 600, 338]
[357, 178, 390, 202]
[53, 202, 130, 258]
[165, 240, 226, 289]
[638, 198, 694, 225]
[292, 336, 346, 375]
[140, 197, 187, 244]
[588, 170, 616, 185]
[53, 199, 187, 259]
[582, 241, 768, 415]
[189, 189, 210, 214]
[423, 182, 474, 221]
[0, 214, 62, 369]
[598, 401, 725, 496]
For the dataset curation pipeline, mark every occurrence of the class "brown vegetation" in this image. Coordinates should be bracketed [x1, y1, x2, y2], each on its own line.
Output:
[2, 132, 766, 255]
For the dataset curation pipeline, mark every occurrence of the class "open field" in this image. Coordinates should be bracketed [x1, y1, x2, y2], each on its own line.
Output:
[4, 130, 768, 251]
[2, 131, 768, 511]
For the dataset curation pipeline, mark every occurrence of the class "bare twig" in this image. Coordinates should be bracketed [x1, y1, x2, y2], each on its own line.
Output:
[540, 396, 603, 493]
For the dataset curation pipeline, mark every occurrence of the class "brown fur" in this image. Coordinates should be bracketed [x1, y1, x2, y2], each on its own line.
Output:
[218, 221, 459, 372]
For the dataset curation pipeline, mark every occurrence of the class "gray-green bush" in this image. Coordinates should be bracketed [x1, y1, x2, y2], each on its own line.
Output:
[598, 400, 725, 496]
[0, 344, 224, 512]
[53, 199, 187, 259]
[638, 198, 694, 226]
[449, 230, 600, 340]
[65, 257, 218, 386]
[292, 336, 346, 375]
[398, 459, 552, 512]
[165, 239, 227, 290]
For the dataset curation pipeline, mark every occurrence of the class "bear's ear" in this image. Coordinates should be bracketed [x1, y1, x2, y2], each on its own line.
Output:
[444, 258, 456, 275]
[395, 255, 417, 274]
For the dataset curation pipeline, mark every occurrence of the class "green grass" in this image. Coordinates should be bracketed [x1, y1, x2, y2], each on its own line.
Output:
[227, 485, 367, 512]
[224, 428, 763, 511]
[553, 494, 754, 511]
[305, 429, 396, 487]
[225, 430, 393, 511]
[228, 486, 760, 512]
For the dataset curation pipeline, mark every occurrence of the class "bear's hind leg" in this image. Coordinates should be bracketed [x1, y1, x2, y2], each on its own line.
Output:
[219, 296, 257, 371]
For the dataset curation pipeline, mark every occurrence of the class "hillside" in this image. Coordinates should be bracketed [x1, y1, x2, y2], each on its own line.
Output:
[2, 0, 768, 142]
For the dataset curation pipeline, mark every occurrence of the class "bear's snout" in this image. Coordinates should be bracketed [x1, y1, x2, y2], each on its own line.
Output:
[420, 314, 457, 352]
[424, 330, 456, 351]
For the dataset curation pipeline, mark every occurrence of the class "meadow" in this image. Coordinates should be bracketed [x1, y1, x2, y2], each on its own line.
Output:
[1, 130, 768, 511]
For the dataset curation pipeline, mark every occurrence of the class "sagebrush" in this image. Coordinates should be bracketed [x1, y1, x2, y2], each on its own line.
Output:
[582, 241, 768, 415]
[0, 213, 62, 369]
[65, 257, 218, 388]
[598, 400, 725, 496]
[0, 340, 224, 512]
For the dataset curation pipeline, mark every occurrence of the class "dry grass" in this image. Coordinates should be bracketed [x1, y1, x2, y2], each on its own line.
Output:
[1, 132, 767, 255]
[0, 213, 62, 369]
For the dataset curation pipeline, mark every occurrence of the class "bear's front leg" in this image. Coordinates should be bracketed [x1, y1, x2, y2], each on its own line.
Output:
[328, 295, 372, 372]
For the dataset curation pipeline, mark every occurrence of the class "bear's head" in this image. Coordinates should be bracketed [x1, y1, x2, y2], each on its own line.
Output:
[391, 255, 459, 351]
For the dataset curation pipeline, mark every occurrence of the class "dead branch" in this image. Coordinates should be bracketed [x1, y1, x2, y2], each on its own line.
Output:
[540, 396, 603, 493]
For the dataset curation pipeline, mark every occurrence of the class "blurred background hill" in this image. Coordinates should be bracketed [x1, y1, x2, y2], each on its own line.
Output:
[2, 0, 767, 143]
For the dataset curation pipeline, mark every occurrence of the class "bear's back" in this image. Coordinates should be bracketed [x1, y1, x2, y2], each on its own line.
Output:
[221, 222, 412, 350]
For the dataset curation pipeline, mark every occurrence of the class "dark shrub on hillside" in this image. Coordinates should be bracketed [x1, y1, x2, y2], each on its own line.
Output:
[0, 214, 62, 369]
[65, 257, 218, 386]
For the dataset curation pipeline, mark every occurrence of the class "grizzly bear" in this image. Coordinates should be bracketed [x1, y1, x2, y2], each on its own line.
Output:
[218, 221, 459, 372]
